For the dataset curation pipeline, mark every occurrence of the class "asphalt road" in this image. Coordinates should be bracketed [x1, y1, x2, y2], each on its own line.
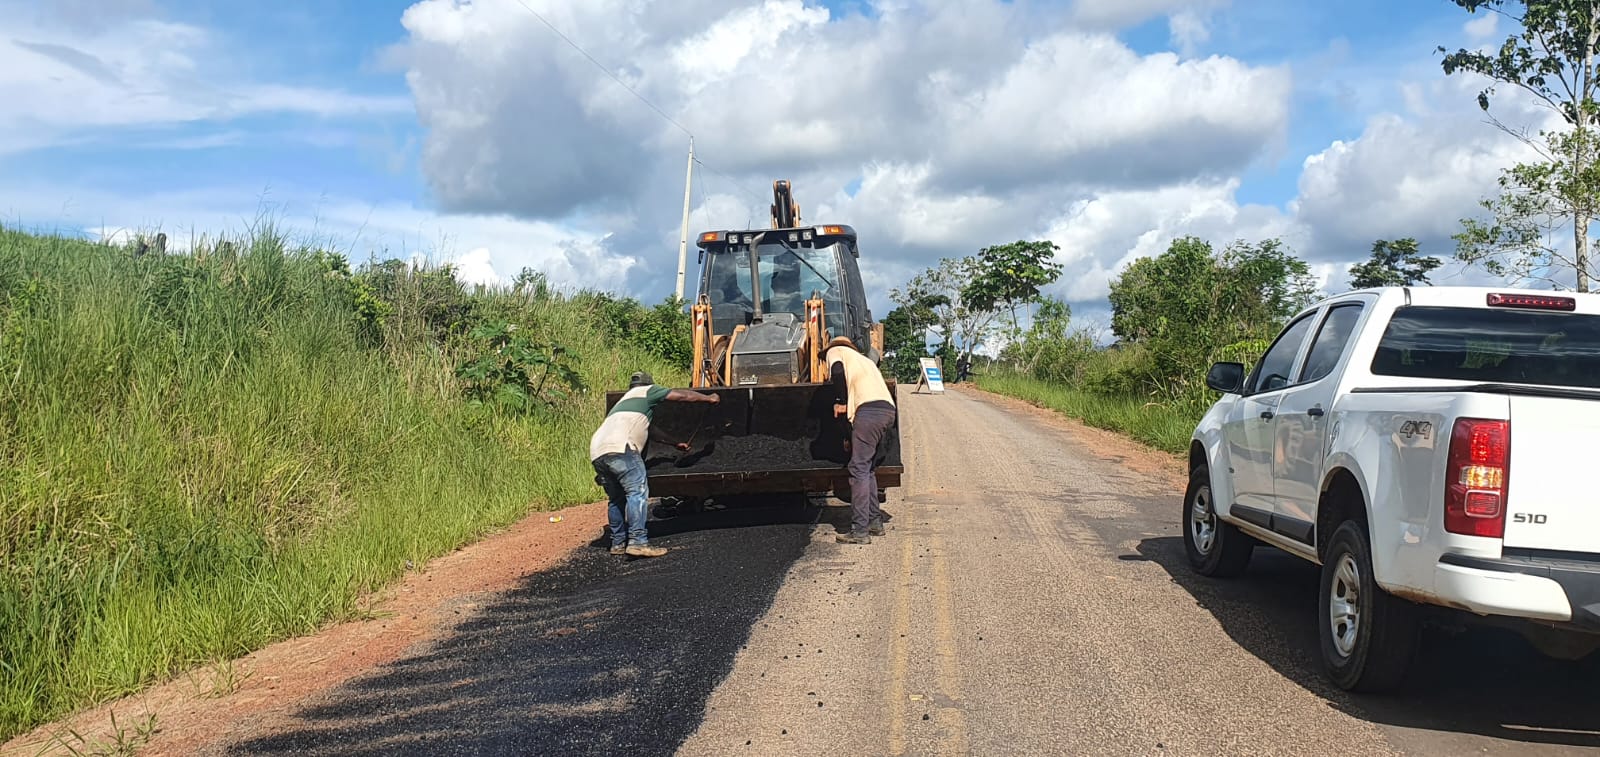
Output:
[226, 388, 1600, 756]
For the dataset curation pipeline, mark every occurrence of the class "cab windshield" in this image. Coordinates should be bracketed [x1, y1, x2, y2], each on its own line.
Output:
[704, 242, 847, 334]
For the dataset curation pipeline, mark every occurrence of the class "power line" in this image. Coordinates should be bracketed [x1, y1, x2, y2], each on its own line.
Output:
[507, 0, 693, 138]
[696, 158, 771, 227]
[695, 161, 713, 229]
[696, 159, 768, 205]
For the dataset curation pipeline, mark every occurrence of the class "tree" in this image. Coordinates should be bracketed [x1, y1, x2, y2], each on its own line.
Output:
[1348, 238, 1444, 289]
[1441, 0, 1600, 290]
[513, 267, 552, 300]
[1108, 236, 1318, 386]
[962, 240, 1065, 334]
[1454, 128, 1600, 287]
[1008, 297, 1095, 382]
[1109, 236, 1219, 347]
[890, 256, 1003, 365]
[1221, 238, 1321, 330]
[879, 306, 928, 382]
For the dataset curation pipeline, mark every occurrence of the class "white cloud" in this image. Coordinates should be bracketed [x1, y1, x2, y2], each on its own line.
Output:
[451, 248, 504, 287]
[1168, 10, 1212, 55]
[670, 0, 830, 94]
[927, 35, 1289, 191]
[0, 15, 410, 155]
[1464, 12, 1499, 41]
[1039, 180, 1303, 303]
[1292, 77, 1551, 263]
[393, 0, 1288, 219]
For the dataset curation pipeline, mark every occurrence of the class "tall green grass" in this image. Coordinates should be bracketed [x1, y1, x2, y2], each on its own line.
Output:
[0, 226, 680, 739]
[976, 371, 1201, 454]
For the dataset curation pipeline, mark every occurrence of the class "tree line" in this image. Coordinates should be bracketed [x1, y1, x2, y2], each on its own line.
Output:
[882, 234, 1443, 399]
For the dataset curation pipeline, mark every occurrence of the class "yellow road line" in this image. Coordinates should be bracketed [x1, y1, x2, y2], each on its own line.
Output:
[930, 534, 968, 755]
[887, 535, 914, 756]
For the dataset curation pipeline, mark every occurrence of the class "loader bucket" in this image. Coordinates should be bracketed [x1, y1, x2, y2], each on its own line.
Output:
[602, 382, 902, 500]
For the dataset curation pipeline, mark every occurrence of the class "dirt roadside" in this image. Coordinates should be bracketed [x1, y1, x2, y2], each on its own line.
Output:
[2, 501, 609, 757]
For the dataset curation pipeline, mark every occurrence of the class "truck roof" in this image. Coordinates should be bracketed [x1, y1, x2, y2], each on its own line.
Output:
[1320, 285, 1600, 316]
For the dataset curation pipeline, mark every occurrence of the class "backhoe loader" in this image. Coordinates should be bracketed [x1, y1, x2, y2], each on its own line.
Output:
[603, 180, 902, 506]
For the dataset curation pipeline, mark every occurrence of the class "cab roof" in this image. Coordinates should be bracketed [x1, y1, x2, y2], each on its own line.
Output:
[695, 224, 857, 250]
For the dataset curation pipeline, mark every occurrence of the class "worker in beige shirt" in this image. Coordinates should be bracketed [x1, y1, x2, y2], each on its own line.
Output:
[826, 336, 897, 544]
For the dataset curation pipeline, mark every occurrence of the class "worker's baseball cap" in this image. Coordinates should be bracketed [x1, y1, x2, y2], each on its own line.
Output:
[827, 336, 857, 351]
[629, 371, 653, 387]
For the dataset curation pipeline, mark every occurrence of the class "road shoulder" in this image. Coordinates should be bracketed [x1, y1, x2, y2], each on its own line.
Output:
[2, 502, 609, 757]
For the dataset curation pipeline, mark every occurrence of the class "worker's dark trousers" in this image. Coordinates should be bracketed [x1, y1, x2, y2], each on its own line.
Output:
[848, 401, 897, 535]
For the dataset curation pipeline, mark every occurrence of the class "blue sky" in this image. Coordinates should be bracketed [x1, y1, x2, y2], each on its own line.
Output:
[5, 1, 422, 207]
[0, 0, 1537, 323]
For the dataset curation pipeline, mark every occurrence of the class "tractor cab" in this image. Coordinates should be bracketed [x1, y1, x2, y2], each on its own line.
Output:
[695, 225, 875, 363]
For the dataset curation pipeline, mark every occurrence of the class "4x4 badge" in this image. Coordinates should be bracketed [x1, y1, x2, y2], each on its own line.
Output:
[1399, 420, 1433, 439]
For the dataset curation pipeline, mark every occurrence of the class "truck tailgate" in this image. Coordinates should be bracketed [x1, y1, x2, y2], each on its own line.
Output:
[1505, 395, 1600, 554]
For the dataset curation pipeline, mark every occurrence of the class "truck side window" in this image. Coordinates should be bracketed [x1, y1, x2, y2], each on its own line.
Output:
[1300, 304, 1364, 383]
[1248, 314, 1315, 394]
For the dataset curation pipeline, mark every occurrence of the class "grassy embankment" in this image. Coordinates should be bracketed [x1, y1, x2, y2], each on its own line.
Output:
[0, 225, 683, 740]
[975, 371, 1201, 455]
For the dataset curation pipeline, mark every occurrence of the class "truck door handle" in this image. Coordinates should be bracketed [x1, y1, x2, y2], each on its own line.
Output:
[1259, 411, 1274, 420]
[1307, 407, 1325, 418]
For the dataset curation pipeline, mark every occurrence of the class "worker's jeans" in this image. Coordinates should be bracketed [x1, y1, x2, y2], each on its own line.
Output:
[593, 451, 651, 547]
[848, 402, 897, 535]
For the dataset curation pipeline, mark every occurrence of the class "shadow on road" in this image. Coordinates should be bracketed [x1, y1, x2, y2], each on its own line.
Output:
[574, 496, 879, 549]
[228, 499, 833, 757]
[1138, 536, 1600, 748]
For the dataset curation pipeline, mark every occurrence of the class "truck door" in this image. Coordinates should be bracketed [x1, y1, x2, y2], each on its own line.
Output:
[1271, 303, 1366, 546]
[1227, 313, 1316, 519]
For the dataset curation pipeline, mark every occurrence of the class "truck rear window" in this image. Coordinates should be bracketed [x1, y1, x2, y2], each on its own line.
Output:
[1372, 306, 1600, 388]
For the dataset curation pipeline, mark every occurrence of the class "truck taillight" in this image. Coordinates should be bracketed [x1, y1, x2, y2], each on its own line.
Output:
[1445, 418, 1510, 538]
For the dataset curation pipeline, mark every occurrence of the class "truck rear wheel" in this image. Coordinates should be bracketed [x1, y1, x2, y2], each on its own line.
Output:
[1183, 464, 1254, 577]
[1319, 520, 1418, 692]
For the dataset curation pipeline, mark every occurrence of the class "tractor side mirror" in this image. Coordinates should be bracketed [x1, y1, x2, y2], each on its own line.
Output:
[1206, 362, 1246, 394]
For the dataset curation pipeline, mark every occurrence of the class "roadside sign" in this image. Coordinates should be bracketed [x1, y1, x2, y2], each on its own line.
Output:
[918, 357, 945, 394]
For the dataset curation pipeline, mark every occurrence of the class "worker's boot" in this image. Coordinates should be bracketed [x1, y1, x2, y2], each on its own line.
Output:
[836, 532, 871, 544]
[609, 545, 627, 556]
[868, 518, 886, 536]
[625, 544, 668, 558]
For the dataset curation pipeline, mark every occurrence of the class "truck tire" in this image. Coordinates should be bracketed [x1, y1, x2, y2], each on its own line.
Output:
[1319, 520, 1418, 692]
[1183, 464, 1254, 577]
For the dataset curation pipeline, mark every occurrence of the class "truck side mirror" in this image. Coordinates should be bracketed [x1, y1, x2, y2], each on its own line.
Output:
[1206, 362, 1246, 394]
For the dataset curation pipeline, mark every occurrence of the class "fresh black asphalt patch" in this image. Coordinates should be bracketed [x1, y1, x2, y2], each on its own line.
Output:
[228, 499, 836, 756]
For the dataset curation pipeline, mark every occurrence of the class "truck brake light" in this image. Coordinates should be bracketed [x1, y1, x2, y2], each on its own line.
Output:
[1487, 292, 1576, 311]
[1444, 418, 1510, 538]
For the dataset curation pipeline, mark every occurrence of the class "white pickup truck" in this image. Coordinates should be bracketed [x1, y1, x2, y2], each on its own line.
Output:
[1187, 285, 1600, 692]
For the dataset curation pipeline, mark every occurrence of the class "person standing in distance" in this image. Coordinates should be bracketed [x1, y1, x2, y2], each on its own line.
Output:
[826, 337, 897, 544]
[590, 371, 719, 557]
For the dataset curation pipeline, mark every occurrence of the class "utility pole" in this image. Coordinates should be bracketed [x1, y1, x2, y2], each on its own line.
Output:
[675, 136, 694, 302]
